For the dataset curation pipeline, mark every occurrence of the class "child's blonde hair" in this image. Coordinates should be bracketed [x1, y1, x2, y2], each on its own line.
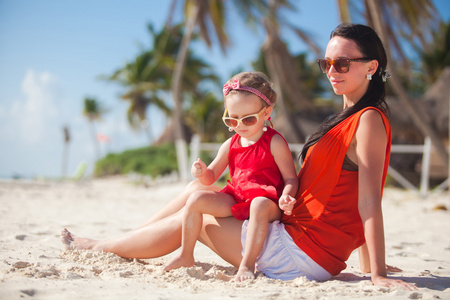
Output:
[224, 71, 277, 107]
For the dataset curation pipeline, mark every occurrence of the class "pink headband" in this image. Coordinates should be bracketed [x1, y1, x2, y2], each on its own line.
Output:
[222, 78, 272, 106]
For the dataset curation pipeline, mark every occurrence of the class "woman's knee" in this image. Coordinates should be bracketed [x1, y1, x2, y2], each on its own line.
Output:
[186, 190, 210, 210]
[184, 180, 203, 194]
[185, 180, 221, 195]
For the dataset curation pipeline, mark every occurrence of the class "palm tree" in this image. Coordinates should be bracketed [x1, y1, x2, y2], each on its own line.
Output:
[421, 21, 450, 84]
[184, 90, 225, 142]
[83, 97, 106, 161]
[166, 0, 264, 179]
[114, 50, 171, 144]
[106, 24, 218, 148]
[61, 125, 70, 178]
[106, 25, 173, 144]
[260, 0, 325, 142]
[337, 0, 449, 169]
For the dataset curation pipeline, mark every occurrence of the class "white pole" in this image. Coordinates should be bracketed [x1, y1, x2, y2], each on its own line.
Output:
[420, 136, 432, 198]
[176, 139, 189, 182]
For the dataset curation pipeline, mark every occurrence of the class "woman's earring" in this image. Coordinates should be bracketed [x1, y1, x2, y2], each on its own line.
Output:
[228, 127, 233, 132]
[263, 120, 268, 132]
[367, 73, 372, 80]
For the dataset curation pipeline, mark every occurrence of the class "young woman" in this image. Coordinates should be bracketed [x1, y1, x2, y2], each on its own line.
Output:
[61, 23, 415, 290]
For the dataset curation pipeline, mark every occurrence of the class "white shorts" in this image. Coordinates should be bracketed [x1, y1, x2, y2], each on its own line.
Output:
[241, 220, 332, 281]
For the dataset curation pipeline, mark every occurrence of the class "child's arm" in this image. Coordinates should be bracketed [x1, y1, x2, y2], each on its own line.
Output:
[270, 134, 299, 214]
[279, 195, 296, 215]
[193, 138, 231, 186]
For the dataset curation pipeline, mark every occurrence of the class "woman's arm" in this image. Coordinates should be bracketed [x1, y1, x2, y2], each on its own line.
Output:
[356, 110, 415, 290]
[359, 243, 403, 274]
[358, 243, 371, 273]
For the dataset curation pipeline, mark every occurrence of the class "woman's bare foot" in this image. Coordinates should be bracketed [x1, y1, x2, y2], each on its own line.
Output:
[233, 265, 255, 282]
[163, 255, 194, 272]
[60, 228, 98, 250]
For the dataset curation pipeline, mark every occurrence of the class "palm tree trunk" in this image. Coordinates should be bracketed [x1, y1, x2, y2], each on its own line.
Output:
[262, 39, 306, 143]
[140, 118, 153, 145]
[337, 0, 351, 23]
[62, 126, 70, 179]
[171, 4, 200, 180]
[166, 0, 178, 27]
[367, 0, 449, 170]
[261, 1, 314, 143]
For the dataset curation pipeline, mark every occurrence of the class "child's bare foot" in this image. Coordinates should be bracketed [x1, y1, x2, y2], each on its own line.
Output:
[163, 255, 194, 272]
[233, 266, 255, 282]
[60, 228, 97, 250]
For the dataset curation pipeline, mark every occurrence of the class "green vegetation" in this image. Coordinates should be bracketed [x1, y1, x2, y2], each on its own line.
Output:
[94, 144, 178, 178]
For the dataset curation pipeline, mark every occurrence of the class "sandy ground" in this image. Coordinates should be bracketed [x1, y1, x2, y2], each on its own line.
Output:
[0, 177, 449, 300]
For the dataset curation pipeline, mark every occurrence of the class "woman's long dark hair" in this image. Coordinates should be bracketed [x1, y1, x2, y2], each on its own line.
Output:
[300, 23, 389, 162]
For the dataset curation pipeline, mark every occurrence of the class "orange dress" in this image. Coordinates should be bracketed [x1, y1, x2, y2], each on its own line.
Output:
[281, 107, 391, 276]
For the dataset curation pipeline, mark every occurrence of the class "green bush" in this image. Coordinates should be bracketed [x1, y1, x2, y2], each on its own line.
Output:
[94, 143, 178, 178]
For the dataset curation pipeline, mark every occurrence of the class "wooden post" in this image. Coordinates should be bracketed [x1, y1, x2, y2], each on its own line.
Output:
[420, 137, 431, 198]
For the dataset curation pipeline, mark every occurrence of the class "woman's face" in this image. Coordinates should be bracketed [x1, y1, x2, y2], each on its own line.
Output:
[325, 36, 377, 105]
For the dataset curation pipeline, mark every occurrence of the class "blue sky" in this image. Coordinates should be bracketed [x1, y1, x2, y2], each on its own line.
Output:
[1, 1, 449, 178]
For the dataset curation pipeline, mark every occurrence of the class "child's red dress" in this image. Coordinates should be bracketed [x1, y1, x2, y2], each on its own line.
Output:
[220, 127, 287, 220]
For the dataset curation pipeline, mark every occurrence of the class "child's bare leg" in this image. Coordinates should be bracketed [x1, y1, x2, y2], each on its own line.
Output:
[163, 191, 235, 271]
[234, 197, 281, 282]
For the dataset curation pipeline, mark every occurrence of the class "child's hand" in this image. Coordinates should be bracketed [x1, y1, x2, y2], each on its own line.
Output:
[191, 158, 207, 178]
[279, 195, 296, 215]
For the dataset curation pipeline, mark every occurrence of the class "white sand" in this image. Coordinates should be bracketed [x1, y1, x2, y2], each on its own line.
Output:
[0, 177, 449, 300]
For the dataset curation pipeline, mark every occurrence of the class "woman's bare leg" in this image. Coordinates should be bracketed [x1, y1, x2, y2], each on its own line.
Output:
[61, 210, 184, 259]
[198, 214, 244, 268]
[60, 181, 245, 269]
[60, 180, 221, 257]
[163, 191, 235, 271]
[61, 210, 244, 270]
[234, 198, 281, 282]
[139, 180, 221, 227]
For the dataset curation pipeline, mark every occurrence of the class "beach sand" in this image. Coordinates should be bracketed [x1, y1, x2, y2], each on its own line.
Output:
[0, 177, 449, 299]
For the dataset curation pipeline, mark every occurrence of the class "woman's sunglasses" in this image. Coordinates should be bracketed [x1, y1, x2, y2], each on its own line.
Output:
[317, 57, 372, 73]
[222, 107, 266, 128]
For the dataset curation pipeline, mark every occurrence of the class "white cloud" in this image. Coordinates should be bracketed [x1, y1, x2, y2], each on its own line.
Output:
[11, 69, 62, 144]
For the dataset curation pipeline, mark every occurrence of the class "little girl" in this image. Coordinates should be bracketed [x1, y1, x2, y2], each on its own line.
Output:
[163, 71, 298, 282]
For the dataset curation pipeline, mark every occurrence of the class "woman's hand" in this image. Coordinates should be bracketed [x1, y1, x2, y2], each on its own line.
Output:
[372, 275, 417, 290]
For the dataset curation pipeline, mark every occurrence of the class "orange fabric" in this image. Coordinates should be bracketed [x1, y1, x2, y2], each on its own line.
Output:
[281, 107, 391, 276]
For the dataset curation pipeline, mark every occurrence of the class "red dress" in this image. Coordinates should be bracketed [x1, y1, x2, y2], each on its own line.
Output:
[281, 107, 391, 276]
[220, 127, 286, 220]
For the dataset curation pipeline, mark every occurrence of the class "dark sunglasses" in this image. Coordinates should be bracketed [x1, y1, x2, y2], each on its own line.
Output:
[317, 58, 373, 73]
